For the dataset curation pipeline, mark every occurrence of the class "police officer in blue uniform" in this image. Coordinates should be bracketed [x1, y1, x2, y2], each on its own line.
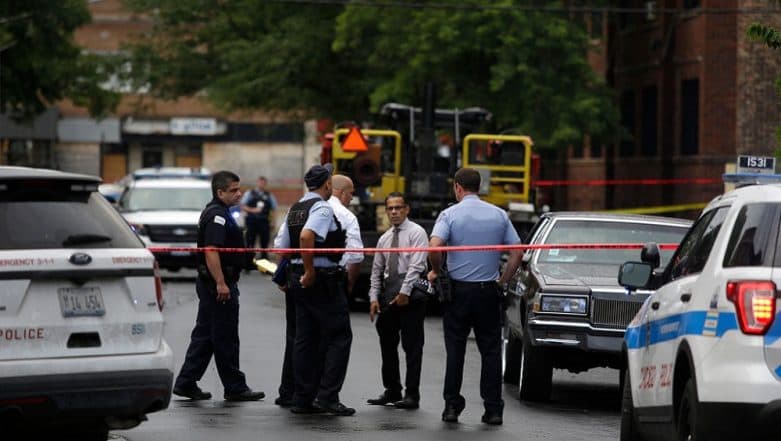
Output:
[173, 171, 265, 402]
[428, 167, 523, 425]
[240, 176, 277, 263]
[275, 164, 355, 416]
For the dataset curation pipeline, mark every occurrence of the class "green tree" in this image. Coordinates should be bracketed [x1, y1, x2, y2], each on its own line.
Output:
[0, 1, 119, 119]
[747, 21, 781, 152]
[122, 0, 616, 148]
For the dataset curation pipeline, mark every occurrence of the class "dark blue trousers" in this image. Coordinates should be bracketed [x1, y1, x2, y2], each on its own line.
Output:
[442, 281, 504, 414]
[278, 289, 296, 400]
[175, 277, 248, 395]
[291, 273, 352, 406]
[245, 217, 270, 259]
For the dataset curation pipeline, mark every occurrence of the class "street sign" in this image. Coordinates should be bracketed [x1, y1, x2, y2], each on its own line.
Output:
[341, 126, 369, 152]
[737, 155, 776, 175]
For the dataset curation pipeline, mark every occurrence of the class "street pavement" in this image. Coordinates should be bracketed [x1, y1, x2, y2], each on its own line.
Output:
[114, 271, 621, 441]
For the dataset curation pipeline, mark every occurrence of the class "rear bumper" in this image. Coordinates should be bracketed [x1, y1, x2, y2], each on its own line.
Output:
[0, 369, 173, 419]
[0, 341, 173, 423]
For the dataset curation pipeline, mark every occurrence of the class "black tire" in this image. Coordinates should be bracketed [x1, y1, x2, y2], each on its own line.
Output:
[503, 325, 522, 384]
[677, 378, 705, 441]
[620, 369, 642, 441]
[519, 331, 552, 402]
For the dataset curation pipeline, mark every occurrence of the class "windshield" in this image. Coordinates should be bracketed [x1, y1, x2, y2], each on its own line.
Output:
[121, 187, 212, 211]
[537, 219, 688, 268]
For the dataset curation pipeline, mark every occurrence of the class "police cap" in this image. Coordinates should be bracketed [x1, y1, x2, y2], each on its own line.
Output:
[304, 163, 333, 190]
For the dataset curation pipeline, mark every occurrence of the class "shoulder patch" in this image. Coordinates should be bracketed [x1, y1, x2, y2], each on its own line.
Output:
[214, 215, 226, 225]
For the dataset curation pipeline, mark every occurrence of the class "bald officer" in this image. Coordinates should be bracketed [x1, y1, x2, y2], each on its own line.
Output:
[428, 167, 523, 426]
[275, 164, 355, 416]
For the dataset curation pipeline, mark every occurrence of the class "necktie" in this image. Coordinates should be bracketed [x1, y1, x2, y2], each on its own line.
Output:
[387, 227, 400, 277]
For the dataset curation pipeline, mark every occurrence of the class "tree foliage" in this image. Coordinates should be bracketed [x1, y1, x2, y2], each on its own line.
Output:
[121, 0, 617, 148]
[0, 1, 119, 119]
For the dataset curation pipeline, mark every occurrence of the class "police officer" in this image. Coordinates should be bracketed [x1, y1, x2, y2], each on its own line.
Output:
[240, 176, 277, 263]
[367, 192, 428, 410]
[173, 170, 265, 402]
[428, 167, 523, 425]
[275, 164, 355, 416]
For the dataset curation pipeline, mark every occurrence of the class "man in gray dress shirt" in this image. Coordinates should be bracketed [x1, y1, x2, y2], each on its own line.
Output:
[367, 192, 429, 409]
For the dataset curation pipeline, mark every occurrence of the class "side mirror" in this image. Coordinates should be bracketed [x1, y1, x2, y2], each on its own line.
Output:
[618, 261, 653, 289]
[641, 242, 661, 269]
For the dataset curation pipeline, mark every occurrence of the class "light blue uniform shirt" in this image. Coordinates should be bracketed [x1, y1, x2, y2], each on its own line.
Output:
[431, 194, 521, 281]
[274, 192, 339, 268]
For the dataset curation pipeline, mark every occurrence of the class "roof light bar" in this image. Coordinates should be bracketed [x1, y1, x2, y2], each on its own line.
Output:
[723, 173, 781, 187]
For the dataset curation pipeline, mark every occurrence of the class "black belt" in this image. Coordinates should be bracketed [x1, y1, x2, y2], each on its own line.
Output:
[450, 279, 498, 289]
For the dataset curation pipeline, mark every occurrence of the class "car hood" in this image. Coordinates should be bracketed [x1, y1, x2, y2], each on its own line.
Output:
[121, 210, 201, 225]
[535, 263, 620, 288]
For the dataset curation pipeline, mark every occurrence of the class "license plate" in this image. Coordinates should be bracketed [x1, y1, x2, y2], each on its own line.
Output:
[58, 287, 105, 317]
[170, 250, 192, 256]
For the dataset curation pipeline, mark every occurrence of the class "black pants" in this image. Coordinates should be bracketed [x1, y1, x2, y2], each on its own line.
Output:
[175, 278, 248, 395]
[291, 270, 352, 406]
[375, 300, 426, 398]
[245, 217, 270, 260]
[442, 281, 504, 414]
[277, 288, 296, 400]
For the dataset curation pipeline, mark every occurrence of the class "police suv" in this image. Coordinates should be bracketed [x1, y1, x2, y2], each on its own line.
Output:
[0, 167, 173, 440]
[618, 173, 781, 441]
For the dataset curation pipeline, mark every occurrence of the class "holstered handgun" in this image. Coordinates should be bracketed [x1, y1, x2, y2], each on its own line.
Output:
[434, 272, 452, 303]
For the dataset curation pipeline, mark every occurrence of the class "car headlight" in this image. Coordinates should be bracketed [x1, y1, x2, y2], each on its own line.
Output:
[129, 223, 148, 236]
[540, 295, 588, 314]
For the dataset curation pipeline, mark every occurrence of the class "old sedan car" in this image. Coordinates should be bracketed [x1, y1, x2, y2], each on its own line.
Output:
[503, 212, 691, 402]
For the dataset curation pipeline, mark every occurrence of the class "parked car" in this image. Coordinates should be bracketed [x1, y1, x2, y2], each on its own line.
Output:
[0, 166, 173, 440]
[619, 177, 781, 441]
[118, 178, 212, 271]
[503, 212, 691, 402]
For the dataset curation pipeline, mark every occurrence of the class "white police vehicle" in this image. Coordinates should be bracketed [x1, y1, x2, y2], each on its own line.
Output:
[0, 166, 173, 440]
[618, 172, 781, 441]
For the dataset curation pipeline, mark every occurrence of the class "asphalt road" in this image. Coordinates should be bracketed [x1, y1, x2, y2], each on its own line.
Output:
[113, 271, 621, 441]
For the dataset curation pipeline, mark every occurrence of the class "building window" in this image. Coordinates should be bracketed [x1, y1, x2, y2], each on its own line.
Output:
[641, 86, 658, 157]
[620, 90, 636, 157]
[681, 78, 699, 156]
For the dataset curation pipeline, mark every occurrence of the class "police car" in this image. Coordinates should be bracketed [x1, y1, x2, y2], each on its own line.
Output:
[0, 167, 173, 440]
[618, 172, 781, 441]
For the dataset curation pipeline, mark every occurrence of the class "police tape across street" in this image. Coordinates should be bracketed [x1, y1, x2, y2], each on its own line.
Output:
[148, 242, 680, 255]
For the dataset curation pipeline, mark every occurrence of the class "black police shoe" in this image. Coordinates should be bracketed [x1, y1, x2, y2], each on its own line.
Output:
[290, 404, 326, 414]
[366, 391, 402, 405]
[275, 396, 294, 407]
[481, 412, 503, 425]
[224, 389, 265, 402]
[314, 399, 356, 416]
[441, 404, 464, 423]
[173, 385, 212, 401]
[393, 395, 420, 410]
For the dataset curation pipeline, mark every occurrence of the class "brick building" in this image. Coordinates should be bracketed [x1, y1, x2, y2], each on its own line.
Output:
[558, 0, 781, 215]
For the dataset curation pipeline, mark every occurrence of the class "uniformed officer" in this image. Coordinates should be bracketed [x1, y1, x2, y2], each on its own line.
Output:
[271, 173, 363, 409]
[275, 164, 355, 416]
[240, 176, 277, 263]
[173, 170, 265, 402]
[428, 167, 523, 425]
[367, 192, 428, 410]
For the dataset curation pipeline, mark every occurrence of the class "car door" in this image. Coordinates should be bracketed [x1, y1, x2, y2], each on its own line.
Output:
[634, 207, 729, 408]
[507, 216, 550, 331]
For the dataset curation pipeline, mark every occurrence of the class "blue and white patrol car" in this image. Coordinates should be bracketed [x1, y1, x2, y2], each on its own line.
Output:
[618, 173, 781, 441]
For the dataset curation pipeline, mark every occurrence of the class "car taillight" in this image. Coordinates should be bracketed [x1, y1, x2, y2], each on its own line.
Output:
[726, 281, 777, 335]
[154, 261, 164, 311]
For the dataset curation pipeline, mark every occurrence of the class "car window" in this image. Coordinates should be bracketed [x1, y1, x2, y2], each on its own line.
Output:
[723, 203, 781, 268]
[667, 207, 729, 280]
[537, 220, 688, 267]
[0, 192, 143, 250]
[526, 217, 550, 244]
[120, 187, 212, 211]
